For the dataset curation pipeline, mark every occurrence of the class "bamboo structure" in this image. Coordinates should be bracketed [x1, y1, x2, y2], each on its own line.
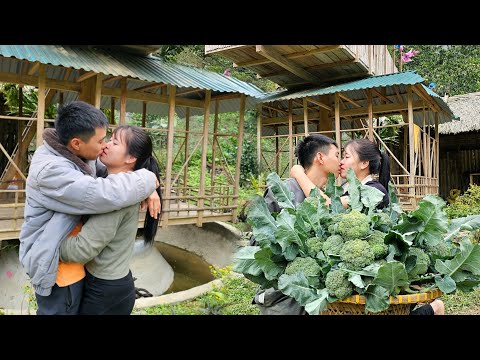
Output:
[0, 46, 255, 241]
[256, 79, 453, 211]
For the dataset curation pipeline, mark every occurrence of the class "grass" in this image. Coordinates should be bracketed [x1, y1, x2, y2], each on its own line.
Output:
[442, 288, 480, 315]
[133, 274, 260, 315]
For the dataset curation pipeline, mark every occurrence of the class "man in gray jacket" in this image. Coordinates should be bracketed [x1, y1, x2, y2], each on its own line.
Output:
[253, 134, 340, 315]
[19, 101, 160, 315]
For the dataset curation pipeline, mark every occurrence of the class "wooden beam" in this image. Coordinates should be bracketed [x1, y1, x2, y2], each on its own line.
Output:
[0, 71, 81, 92]
[283, 71, 368, 88]
[232, 94, 246, 222]
[197, 90, 211, 227]
[211, 93, 242, 101]
[28, 62, 40, 76]
[288, 100, 293, 169]
[76, 71, 97, 83]
[119, 78, 127, 125]
[37, 65, 46, 147]
[412, 84, 441, 112]
[305, 97, 333, 111]
[341, 100, 425, 117]
[262, 104, 288, 114]
[335, 93, 341, 164]
[408, 86, 416, 208]
[367, 89, 373, 141]
[303, 98, 309, 136]
[260, 59, 359, 78]
[176, 88, 203, 97]
[102, 87, 204, 109]
[163, 85, 177, 228]
[142, 102, 147, 127]
[338, 93, 362, 108]
[263, 111, 322, 126]
[103, 75, 122, 84]
[133, 83, 167, 92]
[257, 104, 262, 172]
[256, 45, 323, 84]
[233, 45, 341, 67]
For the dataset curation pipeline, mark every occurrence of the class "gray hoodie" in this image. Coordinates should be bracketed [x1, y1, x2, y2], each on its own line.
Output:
[19, 129, 157, 296]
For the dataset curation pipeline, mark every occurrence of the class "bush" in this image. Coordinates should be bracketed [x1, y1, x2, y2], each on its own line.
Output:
[446, 184, 480, 219]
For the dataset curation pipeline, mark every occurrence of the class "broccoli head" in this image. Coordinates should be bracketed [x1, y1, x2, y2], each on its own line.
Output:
[306, 237, 325, 257]
[367, 230, 389, 259]
[337, 210, 370, 241]
[407, 247, 431, 277]
[340, 239, 375, 270]
[284, 256, 321, 277]
[423, 240, 453, 259]
[326, 214, 344, 234]
[325, 269, 353, 299]
[322, 235, 345, 256]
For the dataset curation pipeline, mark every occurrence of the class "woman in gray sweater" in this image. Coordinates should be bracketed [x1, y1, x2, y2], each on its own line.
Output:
[59, 125, 162, 315]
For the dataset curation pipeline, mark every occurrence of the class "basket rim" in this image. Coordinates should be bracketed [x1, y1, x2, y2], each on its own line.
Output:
[338, 289, 443, 305]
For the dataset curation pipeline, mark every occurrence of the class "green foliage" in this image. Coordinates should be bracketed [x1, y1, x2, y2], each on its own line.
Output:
[285, 257, 321, 277]
[0, 84, 56, 118]
[305, 237, 325, 258]
[367, 230, 389, 259]
[402, 45, 480, 96]
[406, 247, 431, 278]
[446, 184, 480, 219]
[322, 235, 345, 255]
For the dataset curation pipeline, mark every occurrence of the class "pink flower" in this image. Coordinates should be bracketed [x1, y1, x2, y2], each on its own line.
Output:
[223, 68, 231, 77]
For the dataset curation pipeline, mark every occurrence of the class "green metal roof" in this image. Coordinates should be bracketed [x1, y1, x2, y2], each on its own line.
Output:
[259, 71, 425, 102]
[0, 45, 265, 98]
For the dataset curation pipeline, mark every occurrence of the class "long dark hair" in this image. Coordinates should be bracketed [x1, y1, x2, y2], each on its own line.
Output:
[345, 138, 391, 190]
[112, 125, 162, 245]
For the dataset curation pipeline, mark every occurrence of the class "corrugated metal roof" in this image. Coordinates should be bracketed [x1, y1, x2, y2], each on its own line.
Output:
[0, 45, 265, 98]
[259, 71, 424, 102]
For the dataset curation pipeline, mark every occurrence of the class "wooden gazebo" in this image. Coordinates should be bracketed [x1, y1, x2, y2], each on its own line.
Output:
[254, 72, 454, 210]
[0, 45, 265, 241]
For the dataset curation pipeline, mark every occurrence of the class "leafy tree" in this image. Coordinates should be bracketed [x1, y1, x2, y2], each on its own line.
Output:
[400, 45, 480, 96]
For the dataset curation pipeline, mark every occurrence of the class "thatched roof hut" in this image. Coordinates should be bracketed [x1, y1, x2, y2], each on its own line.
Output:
[438, 92, 480, 198]
[439, 92, 480, 134]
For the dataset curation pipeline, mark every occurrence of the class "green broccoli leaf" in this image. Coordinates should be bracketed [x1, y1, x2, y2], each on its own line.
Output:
[346, 168, 363, 212]
[456, 279, 480, 292]
[348, 273, 366, 288]
[266, 172, 295, 209]
[247, 195, 278, 246]
[444, 215, 480, 241]
[232, 246, 263, 276]
[435, 239, 480, 277]
[243, 273, 277, 290]
[409, 195, 449, 247]
[360, 184, 385, 215]
[254, 248, 286, 281]
[304, 288, 330, 315]
[275, 210, 306, 259]
[434, 274, 456, 293]
[325, 172, 345, 214]
[364, 284, 390, 313]
[373, 261, 409, 294]
[278, 272, 317, 306]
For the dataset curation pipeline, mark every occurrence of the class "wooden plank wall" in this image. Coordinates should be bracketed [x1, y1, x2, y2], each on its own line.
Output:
[439, 132, 480, 199]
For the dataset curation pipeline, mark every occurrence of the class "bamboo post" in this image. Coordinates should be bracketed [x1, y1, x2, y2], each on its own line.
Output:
[36, 64, 46, 147]
[18, 86, 25, 175]
[407, 86, 416, 208]
[335, 93, 341, 154]
[94, 74, 103, 109]
[197, 90, 211, 227]
[257, 104, 262, 174]
[211, 99, 219, 190]
[142, 102, 147, 128]
[163, 85, 177, 228]
[288, 100, 293, 170]
[275, 126, 279, 173]
[119, 78, 127, 125]
[110, 98, 115, 125]
[303, 98, 309, 136]
[183, 107, 190, 198]
[435, 112, 439, 191]
[232, 94, 246, 222]
[368, 89, 373, 141]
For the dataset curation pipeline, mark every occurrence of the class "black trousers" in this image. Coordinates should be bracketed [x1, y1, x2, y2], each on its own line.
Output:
[79, 269, 136, 315]
[410, 303, 434, 315]
[35, 279, 85, 315]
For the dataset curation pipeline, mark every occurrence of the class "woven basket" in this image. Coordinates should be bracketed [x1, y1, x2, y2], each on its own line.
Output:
[320, 289, 443, 315]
